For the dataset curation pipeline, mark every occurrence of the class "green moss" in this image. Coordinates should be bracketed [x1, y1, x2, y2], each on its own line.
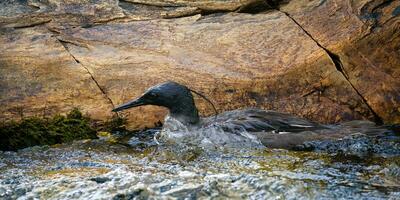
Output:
[98, 115, 127, 133]
[0, 108, 98, 151]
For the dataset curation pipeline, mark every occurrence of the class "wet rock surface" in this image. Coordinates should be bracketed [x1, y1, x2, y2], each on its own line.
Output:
[0, 0, 399, 128]
[0, 126, 399, 199]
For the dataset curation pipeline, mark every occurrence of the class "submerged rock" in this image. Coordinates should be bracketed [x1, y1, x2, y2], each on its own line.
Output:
[90, 177, 111, 184]
[298, 132, 400, 157]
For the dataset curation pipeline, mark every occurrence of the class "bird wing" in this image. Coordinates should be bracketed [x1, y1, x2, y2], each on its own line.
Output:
[203, 108, 326, 133]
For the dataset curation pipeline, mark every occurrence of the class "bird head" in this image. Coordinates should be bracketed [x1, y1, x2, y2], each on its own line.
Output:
[112, 81, 200, 125]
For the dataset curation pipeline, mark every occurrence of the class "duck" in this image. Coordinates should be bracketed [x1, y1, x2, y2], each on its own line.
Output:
[112, 81, 335, 149]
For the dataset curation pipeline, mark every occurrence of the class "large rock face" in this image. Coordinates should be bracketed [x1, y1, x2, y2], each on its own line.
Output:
[280, 0, 400, 124]
[0, 27, 114, 121]
[0, 0, 399, 129]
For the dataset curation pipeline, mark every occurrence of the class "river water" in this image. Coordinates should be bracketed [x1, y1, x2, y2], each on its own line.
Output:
[0, 127, 399, 199]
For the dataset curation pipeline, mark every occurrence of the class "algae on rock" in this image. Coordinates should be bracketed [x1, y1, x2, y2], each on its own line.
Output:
[0, 108, 97, 151]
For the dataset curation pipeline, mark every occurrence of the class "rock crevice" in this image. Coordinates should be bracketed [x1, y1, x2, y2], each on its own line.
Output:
[325, 50, 383, 125]
[11, 19, 52, 29]
[56, 39, 117, 110]
[277, 9, 384, 125]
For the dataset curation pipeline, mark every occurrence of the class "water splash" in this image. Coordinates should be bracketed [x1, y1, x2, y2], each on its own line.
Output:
[1, 138, 399, 199]
[157, 115, 265, 150]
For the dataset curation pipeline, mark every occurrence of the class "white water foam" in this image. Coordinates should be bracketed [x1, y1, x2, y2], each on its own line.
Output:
[156, 116, 265, 150]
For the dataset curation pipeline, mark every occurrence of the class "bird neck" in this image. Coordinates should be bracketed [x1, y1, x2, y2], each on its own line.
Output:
[169, 105, 200, 125]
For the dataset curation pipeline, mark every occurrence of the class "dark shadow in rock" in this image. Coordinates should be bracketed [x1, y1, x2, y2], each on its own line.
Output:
[90, 177, 111, 184]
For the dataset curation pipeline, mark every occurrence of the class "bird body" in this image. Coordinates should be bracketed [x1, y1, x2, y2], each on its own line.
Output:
[113, 81, 328, 148]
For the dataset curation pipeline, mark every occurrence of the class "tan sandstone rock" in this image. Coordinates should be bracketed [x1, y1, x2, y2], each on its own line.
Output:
[281, 0, 400, 123]
[122, 0, 268, 11]
[0, 0, 398, 129]
[0, 27, 113, 121]
[55, 12, 372, 129]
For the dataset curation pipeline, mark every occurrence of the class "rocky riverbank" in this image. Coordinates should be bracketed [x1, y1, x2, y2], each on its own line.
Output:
[1, 129, 399, 199]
